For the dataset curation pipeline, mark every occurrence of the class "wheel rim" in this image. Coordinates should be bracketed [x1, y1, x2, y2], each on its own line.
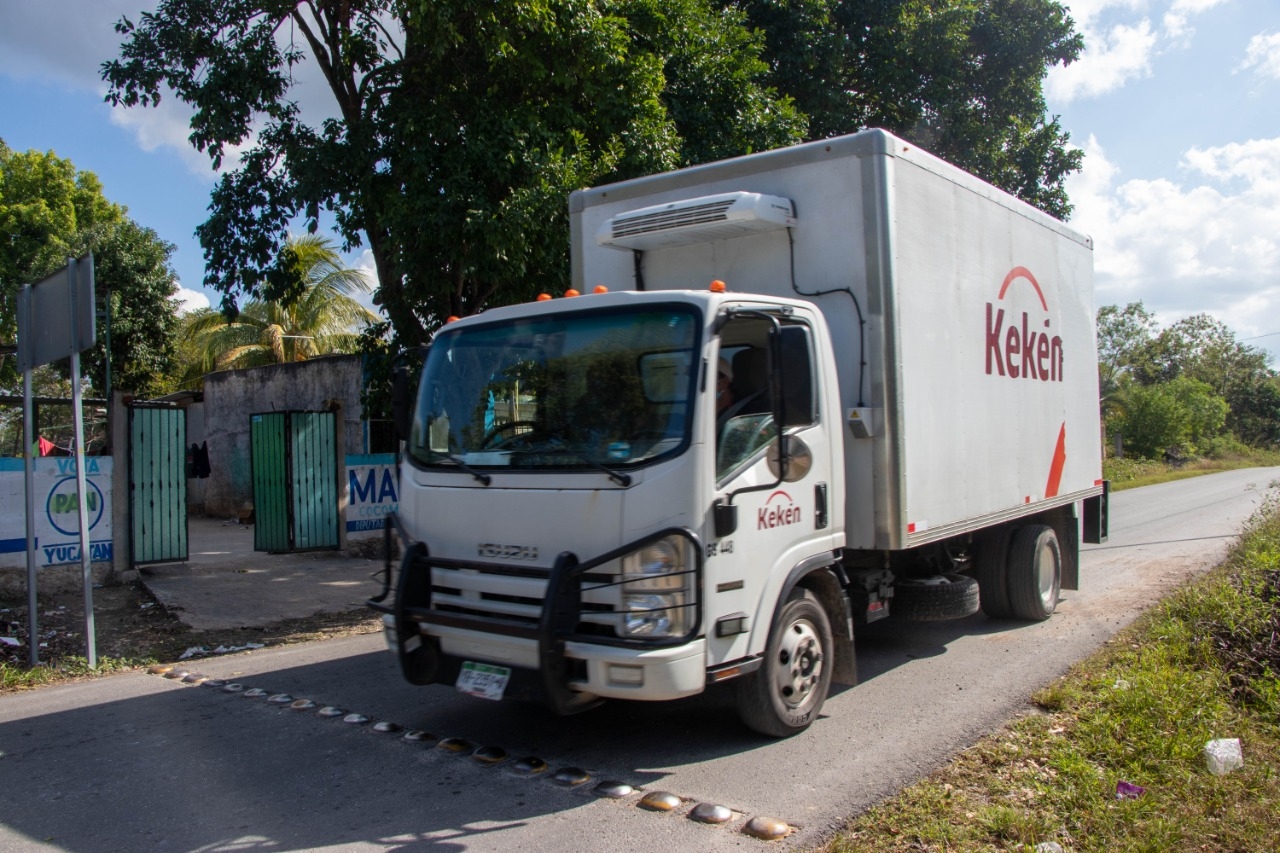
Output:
[1035, 539, 1059, 609]
[772, 617, 824, 711]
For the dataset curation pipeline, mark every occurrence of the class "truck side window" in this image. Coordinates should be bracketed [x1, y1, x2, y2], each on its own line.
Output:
[779, 324, 816, 427]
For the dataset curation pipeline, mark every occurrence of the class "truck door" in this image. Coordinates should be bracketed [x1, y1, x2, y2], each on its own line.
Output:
[704, 315, 835, 665]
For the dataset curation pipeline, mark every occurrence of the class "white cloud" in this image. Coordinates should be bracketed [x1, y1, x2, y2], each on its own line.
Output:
[1237, 31, 1280, 80]
[173, 286, 211, 315]
[1047, 19, 1158, 102]
[1050, 1, 1231, 103]
[1069, 136, 1280, 343]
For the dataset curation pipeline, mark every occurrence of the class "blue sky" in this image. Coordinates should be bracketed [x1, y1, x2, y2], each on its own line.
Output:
[2, 1, 1279, 360]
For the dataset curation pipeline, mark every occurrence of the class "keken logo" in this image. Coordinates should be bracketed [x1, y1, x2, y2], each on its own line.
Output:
[758, 490, 802, 530]
[985, 266, 1063, 382]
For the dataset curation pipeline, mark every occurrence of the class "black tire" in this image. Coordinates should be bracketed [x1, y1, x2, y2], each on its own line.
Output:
[1007, 524, 1061, 621]
[892, 573, 980, 621]
[735, 588, 833, 738]
[974, 527, 1014, 619]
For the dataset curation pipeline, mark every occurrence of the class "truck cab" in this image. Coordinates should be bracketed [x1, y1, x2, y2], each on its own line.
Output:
[377, 287, 851, 735]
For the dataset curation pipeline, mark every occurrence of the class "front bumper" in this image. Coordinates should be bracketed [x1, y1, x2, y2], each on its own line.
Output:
[369, 517, 705, 711]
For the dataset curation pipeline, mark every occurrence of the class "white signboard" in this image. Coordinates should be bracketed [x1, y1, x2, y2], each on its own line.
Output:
[0, 457, 114, 568]
[345, 453, 398, 539]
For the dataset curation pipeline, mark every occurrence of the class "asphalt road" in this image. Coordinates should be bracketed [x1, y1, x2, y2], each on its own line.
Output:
[2, 468, 1276, 852]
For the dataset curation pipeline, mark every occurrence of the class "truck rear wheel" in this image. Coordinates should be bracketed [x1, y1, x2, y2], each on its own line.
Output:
[1007, 525, 1061, 621]
[974, 527, 1013, 619]
[736, 588, 832, 738]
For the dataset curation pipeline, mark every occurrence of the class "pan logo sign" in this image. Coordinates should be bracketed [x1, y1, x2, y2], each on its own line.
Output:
[758, 490, 802, 531]
[984, 266, 1064, 382]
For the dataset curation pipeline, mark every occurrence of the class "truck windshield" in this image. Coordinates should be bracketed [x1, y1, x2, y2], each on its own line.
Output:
[409, 306, 700, 473]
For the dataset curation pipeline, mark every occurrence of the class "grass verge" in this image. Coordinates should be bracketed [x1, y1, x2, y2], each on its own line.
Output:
[821, 503, 1280, 852]
[1104, 450, 1280, 491]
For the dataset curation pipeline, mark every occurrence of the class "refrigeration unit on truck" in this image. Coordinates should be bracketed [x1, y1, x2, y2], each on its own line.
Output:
[368, 128, 1109, 737]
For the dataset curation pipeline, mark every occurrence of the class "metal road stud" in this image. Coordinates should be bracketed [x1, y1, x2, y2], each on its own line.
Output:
[243, 688, 269, 698]
[289, 699, 317, 711]
[372, 721, 402, 734]
[317, 706, 346, 718]
[638, 792, 682, 812]
[147, 664, 174, 675]
[689, 803, 734, 825]
[511, 757, 548, 776]
[267, 694, 294, 704]
[402, 730, 438, 744]
[592, 781, 634, 799]
[742, 817, 791, 841]
[552, 767, 591, 787]
[438, 737, 476, 754]
[471, 746, 509, 766]
[343, 713, 371, 725]
[223, 683, 246, 693]
[163, 669, 189, 680]
[201, 679, 226, 689]
[181, 673, 208, 685]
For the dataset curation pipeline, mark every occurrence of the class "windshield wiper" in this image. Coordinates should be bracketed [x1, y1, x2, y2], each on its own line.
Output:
[435, 451, 492, 486]
[550, 444, 632, 487]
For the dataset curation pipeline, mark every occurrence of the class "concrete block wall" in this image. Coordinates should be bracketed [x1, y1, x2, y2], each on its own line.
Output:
[200, 354, 366, 518]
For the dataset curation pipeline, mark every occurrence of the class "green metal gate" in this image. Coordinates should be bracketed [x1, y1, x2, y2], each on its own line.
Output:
[129, 404, 188, 565]
[250, 410, 339, 553]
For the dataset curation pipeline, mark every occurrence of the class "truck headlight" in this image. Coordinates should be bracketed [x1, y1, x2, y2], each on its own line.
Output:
[619, 536, 695, 638]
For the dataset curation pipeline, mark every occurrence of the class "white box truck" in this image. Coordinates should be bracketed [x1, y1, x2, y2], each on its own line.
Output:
[370, 129, 1108, 736]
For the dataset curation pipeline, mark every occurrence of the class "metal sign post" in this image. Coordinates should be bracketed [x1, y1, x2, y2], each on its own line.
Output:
[17, 254, 98, 667]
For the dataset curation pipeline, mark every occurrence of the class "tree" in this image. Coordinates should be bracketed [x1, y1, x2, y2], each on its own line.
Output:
[725, 0, 1085, 218]
[103, 0, 804, 349]
[0, 141, 181, 398]
[178, 234, 378, 385]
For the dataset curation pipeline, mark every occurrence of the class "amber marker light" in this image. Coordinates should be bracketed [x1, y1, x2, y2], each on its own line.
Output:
[565, 288, 581, 297]
[446, 315, 460, 323]
[536, 293, 552, 301]
[593, 285, 609, 294]
[709, 279, 727, 293]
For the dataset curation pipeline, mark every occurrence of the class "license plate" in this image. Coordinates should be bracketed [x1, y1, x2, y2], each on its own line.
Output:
[455, 661, 511, 701]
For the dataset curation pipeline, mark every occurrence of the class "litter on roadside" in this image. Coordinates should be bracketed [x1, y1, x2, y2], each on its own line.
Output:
[1115, 780, 1146, 799]
[1204, 738, 1244, 775]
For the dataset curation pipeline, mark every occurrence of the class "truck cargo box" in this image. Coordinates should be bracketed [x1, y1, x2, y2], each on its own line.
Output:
[571, 129, 1102, 551]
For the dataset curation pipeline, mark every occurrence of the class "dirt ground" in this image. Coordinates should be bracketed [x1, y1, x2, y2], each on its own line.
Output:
[1, 575, 382, 675]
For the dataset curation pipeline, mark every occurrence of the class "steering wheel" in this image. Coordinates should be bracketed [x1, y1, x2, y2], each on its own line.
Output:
[479, 420, 543, 449]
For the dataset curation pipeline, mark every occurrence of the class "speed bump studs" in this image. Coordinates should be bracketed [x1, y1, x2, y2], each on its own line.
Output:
[690, 803, 734, 825]
[402, 730, 438, 745]
[201, 679, 226, 689]
[437, 737, 476, 755]
[343, 713, 371, 725]
[742, 816, 791, 841]
[372, 721, 402, 734]
[163, 669, 189, 680]
[223, 683, 246, 693]
[267, 694, 294, 704]
[181, 673, 208, 685]
[317, 706, 345, 718]
[638, 791, 682, 812]
[289, 699, 317, 711]
[511, 756, 548, 776]
[243, 688, 269, 699]
[147, 664, 174, 675]
[593, 781, 634, 799]
[552, 767, 591, 787]
[471, 746, 508, 766]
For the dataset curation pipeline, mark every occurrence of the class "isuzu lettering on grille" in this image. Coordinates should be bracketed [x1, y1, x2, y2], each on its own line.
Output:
[477, 543, 539, 560]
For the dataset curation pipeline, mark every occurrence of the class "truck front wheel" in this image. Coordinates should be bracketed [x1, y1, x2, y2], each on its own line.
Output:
[1007, 525, 1061, 621]
[735, 588, 833, 738]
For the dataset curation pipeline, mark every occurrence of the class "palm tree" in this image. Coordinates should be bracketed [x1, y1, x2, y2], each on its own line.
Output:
[178, 235, 379, 385]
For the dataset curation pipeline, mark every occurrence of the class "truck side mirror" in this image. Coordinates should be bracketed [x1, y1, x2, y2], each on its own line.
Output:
[391, 364, 413, 441]
[778, 325, 815, 427]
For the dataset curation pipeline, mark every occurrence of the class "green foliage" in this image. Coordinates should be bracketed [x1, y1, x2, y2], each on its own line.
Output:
[104, 0, 1083, 359]
[177, 234, 377, 386]
[0, 141, 181, 398]
[730, 0, 1085, 218]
